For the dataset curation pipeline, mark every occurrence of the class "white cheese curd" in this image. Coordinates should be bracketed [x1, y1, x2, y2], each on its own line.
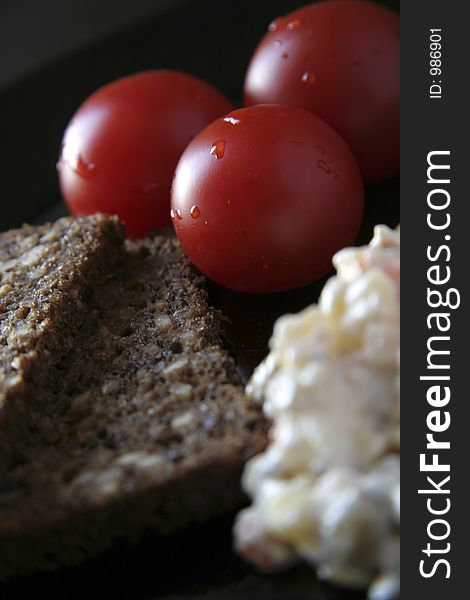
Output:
[234, 225, 400, 599]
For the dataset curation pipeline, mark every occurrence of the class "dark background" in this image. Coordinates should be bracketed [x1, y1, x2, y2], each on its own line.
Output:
[0, 1, 400, 599]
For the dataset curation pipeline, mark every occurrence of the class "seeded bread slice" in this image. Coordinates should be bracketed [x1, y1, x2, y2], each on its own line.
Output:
[0, 214, 124, 468]
[0, 232, 267, 580]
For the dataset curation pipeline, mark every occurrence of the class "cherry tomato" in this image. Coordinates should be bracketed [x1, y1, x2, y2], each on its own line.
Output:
[244, 1, 400, 182]
[58, 70, 232, 237]
[171, 104, 364, 293]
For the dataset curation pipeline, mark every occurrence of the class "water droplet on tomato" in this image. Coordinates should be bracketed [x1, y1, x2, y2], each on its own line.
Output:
[62, 146, 96, 179]
[287, 19, 301, 31]
[210, 140, 226, 159]
[190, 205, 200, 219]
[175, 209, 183, 220]
[316, 145, 325, 155]
[274, 40, 283, 47]
[170, 208, 176, 219]
[301, 71, 315, 84]
[317, 160, 332, 174]
[224, 117, 240, 125]
[317, 160, 338, 178]
[268, 20, 278, 32]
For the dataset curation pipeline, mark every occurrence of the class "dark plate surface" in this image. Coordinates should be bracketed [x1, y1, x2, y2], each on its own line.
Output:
[0, 1, 399, 598]
[1, 512, 368, 600]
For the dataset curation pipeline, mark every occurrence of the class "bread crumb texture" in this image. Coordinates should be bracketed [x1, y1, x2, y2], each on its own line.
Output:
[0, 217, 267, 580]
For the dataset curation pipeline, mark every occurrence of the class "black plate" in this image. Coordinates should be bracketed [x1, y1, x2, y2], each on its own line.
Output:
[0, 1, 399, 598]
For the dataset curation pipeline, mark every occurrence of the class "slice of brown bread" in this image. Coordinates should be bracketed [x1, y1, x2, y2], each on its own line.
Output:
[0, 230, 267, 580]
[0, 214, 124, 468]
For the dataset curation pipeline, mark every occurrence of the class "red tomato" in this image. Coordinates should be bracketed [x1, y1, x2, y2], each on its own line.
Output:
[244, 1, 400, 182]
[58, 70, 232, 237]
[171, 104, 364, 293]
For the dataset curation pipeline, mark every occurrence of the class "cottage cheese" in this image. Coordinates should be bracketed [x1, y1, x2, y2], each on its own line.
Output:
[234, 226, 400, 600]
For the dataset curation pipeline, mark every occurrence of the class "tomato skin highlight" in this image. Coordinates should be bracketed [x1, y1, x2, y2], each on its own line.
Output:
[58, 70, 233, 237]
[171, 104, 364, 294]
[244, 0, 400, 183]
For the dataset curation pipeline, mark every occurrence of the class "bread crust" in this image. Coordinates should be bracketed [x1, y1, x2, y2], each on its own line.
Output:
[0, 214, 125, 468]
